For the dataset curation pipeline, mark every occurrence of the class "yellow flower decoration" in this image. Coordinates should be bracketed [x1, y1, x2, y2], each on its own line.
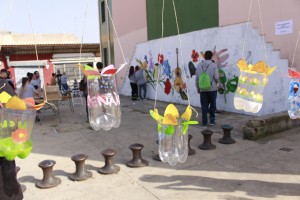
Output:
[6, 96, 27, 110]
[237, 59, 276, 76]
[150, 104, 197, 126]
[181, 105, 192, 121]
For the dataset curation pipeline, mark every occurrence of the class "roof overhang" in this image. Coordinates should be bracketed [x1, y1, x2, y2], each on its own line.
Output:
[1, 43, 100, 56]
[9, 60, 48, 67]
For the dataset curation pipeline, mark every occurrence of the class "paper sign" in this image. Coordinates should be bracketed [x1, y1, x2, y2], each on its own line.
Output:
[275, 20, 293, 35]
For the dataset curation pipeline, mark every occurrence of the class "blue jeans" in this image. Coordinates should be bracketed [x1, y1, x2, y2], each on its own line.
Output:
[61, 83, 68, 91]
[138, 83, 147, 99]
[200, 91, 217, 126]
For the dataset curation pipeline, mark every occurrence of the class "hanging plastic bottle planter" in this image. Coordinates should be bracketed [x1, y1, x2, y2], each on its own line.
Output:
[0, 96, 36, 161]
[234, 59, 276, 113]
[150, 104, 198, 166]
[82, 64, 123, 131]
[287, 69, 300, 119]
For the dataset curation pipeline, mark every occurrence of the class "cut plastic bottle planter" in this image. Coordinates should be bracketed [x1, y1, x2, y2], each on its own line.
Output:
[0, 97, 36, 161]
[234, 59, 277, 113]
[150, 104, 198, 166]
[84, 65, 121, 131]
[287, 69, 300, 119]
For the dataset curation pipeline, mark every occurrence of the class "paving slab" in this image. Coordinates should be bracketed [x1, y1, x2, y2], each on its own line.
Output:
[14, 96, 300, 200]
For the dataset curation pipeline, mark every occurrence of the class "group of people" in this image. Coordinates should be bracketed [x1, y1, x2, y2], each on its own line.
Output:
[50, 70, 69, 93]
[128, 51, 220, 127]
[128, 65, 147, 101]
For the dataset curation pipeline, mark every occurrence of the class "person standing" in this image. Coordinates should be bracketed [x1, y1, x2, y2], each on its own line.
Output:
[96, 62, 103, 73]
[61, 72, 68, 93]
[56, 70, 62, 90]
[135, 66, 147, 100]
[50, 73, 56, 86]
[128, 66, 138, 100]
[195, 51, 219, 127]
[0, 69, 14, 90]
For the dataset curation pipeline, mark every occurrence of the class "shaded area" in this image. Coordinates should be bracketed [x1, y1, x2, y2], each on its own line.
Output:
[140, 174, 300, 199]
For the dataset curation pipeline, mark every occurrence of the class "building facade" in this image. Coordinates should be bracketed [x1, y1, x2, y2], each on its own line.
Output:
[0, 32, 100, 89]
[98, 0, 300, 89]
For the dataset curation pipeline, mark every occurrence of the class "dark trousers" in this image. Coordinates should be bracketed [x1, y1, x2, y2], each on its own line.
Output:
[83, 92, 88, 119]
[200, 91, 217, 126]
[138, 83, 147, 100]
[0, 158, 23, 200]
[130, 82, 138, 100]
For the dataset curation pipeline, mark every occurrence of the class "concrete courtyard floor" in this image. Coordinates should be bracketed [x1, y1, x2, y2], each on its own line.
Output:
[16, 96, 300, 200]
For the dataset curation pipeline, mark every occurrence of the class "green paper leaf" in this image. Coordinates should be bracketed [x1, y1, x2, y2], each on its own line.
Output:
[165, 125, 174, 135]
[183, 124, 189, 135]
[183, 121, 199, 125]
[157, 124, 162, 132]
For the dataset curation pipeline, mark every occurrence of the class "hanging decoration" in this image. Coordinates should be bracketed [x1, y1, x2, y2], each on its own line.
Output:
[234, 59, 276, 113]
[234, 0, 277, 113]
[288, 69, 300, 119]
[150, 104, 198, 166]
[0, 0, 47, 161]
[80, 64, 125, 131]
[0, 82, 36, 161]
[78, 0, 127, 131]
[288, 31, 300, 119]
[149, 0, 198, 166]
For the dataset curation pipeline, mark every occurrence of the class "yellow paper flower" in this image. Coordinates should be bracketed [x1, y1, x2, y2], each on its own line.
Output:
[150, 104, 195, 125]
[163, 114, 178, 125]
[6, 96, 27, 110]
[237, 59, 276, 76]
[181, 105, 192, 121]
[164, 104, 179, 118]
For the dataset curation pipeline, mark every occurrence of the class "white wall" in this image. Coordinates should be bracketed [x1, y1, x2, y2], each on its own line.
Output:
[121, 23, 289, 116]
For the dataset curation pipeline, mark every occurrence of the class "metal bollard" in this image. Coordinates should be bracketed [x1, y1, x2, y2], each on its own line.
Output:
[199, 129, 216, 150]
[126, 143, 149, 168]
[36, 160, 61, 189]
[69, 154, 92, 181]
[219, 125, 235, 144]
[98, 149, 120, 174]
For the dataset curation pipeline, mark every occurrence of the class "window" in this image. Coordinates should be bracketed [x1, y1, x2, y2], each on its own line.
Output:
[101, 1, 106, 23]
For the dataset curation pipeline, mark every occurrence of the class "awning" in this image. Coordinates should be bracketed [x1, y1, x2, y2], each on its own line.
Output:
[9, 60, 48, 67]
[1, 43, 100, 56]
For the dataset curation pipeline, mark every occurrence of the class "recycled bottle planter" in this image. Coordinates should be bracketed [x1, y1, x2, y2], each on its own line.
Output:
[234, 59, 276, 113]
[158, 123, 188, 166]
[97, 74, 121, 130]
[287, 69, 300, 119]
[150, 104, 198, 166]
[0, 108, 36, 161]
[84, 64, 121, 131]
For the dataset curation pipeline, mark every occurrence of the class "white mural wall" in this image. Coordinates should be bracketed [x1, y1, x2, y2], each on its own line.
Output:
[120, 23, 289, 116]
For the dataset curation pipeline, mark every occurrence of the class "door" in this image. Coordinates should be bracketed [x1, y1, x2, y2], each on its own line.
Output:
[14, 67, 44, 90]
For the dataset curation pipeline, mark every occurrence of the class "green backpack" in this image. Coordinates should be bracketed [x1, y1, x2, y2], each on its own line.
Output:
[198, 65, 211, 90]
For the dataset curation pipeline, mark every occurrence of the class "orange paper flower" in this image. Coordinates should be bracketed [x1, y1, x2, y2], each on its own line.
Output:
[12, 128, 28, 143]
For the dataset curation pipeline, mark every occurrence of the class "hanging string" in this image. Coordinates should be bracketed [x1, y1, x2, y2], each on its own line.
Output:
[171, 0, 198, 116]
[257, 0, 268, 65]
[26, 0, 53, 107]
[154, 0, 165, 110]
[0, 0, 13, 53]
[171, 0, 191, 106]
[104, 0, 126, 65]
[79, 0, 89, 66]
[242, 0, 253, 60]
[291, 31, 300, 69]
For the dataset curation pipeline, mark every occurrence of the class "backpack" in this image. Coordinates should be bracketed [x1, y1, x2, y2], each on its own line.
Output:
[198, 64, 211, 90]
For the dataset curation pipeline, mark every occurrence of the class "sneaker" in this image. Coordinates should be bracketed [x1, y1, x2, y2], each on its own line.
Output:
[209, 122, 215, 126]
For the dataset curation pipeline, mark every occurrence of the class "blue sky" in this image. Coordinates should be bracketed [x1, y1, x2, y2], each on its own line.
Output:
[0, 0, 100, 43]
